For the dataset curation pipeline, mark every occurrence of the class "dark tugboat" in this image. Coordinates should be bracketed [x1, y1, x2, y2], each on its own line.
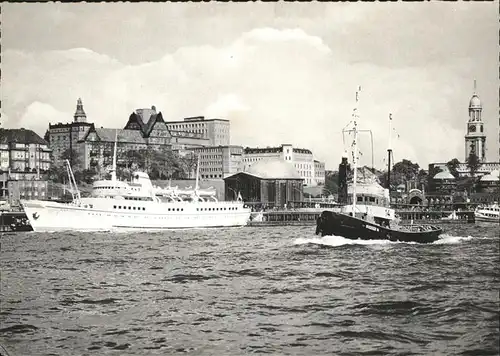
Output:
[315, 87, 442, 244]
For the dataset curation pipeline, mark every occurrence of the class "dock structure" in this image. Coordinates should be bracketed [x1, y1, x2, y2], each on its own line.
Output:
[249, 210, 321, 226]
[248, 208, 476, 227]
[396, 209, 475, 223]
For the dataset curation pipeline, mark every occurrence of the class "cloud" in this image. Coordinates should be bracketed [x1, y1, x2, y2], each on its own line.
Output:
[1, 25, 496, 170]
[240, 27, 331, 54]
[5, 102, 69, 137]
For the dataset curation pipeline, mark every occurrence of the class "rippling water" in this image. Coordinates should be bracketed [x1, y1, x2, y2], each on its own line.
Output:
[1, 224, 499, 356]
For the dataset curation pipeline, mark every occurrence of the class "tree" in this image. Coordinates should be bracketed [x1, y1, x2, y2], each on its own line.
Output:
[60, 148, 82, 171]
[466, 153, 481, 177]
[446, 158, 461, 178]
[380, 159, 421, 189]
[417, 169, 428, 190]
[324, 170, 339, 195]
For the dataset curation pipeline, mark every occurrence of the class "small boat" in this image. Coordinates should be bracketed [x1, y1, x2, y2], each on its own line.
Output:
[315, 87, 442, 244]
[474, 203, 499, 223]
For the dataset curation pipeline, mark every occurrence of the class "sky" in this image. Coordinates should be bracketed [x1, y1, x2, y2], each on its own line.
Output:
[1, 2, 498, 170]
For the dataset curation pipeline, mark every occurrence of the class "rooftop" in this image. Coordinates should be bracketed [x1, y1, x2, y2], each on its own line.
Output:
[244, 159, 303, 180]
[0, 128, 48, 146]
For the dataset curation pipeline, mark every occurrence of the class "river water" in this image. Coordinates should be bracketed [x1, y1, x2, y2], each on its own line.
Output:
[1, 224, 498, 356]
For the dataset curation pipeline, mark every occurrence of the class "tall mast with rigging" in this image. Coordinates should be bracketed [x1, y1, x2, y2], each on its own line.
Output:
[351, 86, 361, 214]
[387, 114, 394, 205]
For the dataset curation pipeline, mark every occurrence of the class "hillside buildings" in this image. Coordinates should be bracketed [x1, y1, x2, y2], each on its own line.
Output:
[45, 100, 226, 170]
[43, 99, 326, 186]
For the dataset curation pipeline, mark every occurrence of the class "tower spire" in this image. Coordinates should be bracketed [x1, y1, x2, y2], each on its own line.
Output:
[74, 97, 87, 123]
[473, 79, 477, 94]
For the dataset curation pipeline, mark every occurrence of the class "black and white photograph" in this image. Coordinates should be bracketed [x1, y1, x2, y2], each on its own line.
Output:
[0, 2, 498, 355]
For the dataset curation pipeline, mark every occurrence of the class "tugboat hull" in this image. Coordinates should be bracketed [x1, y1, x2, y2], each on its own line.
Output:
[316, 211, 442, 244]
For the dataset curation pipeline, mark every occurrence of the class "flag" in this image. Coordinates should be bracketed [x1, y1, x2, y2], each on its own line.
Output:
[389, 113, 392, 121]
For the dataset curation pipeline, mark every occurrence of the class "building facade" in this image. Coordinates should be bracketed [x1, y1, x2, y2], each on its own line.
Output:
[0, 128, 51, 206]
[314, 160, 326, 186]
[46, 98, 93, 168]
[80, 125, 149, 171]
[165, 116, 230, 146]
[242, 144, 325, 186]
[223, 160, 304, 207]
[191, 145, 244, 179]
[78, 107, 213, 170]
[0, 128, 51, 174]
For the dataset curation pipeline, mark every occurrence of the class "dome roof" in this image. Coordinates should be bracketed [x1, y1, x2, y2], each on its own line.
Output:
[433, 171, 455, 180]
[246, 159, 302, 180]
[469, 94, 482, 108]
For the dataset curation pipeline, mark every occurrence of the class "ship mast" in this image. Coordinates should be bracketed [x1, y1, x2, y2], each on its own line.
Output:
[111, 130, 118, 184]
[387, 113, 393, 204]
[351, 86, 361, 214]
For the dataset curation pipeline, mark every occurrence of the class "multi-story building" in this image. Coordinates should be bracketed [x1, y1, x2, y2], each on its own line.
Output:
[165, 116, 230, 146]
[46, 98, 93, 169]
[313, 160, 326, 186]
[47, 101, 228, 173]
[78, 106, 211, 170]
[0, 128, 51, 174]
[0, 129, 52, 206]
[79, 125, 149, 171]
[191, 145, 244, 179]
[242, 144, 325, 186]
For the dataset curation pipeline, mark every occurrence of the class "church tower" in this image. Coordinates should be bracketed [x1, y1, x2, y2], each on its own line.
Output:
[464, 81, 486, 162]
[73, 98, 87, 123]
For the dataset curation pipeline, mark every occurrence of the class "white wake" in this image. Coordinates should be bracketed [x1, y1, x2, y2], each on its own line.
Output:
[293, 234, 475, 247]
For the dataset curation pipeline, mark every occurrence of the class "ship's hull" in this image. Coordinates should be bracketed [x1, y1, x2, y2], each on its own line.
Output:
[316, 211, 442, 244]
[21, 199, 251, 232]
[474, 213, 499, 223]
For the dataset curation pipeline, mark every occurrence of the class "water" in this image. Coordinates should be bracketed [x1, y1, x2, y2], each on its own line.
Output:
[1, 224, 498, 356]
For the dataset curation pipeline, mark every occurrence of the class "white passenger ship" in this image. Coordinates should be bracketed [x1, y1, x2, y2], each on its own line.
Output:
[474, 203, 499, 223]
[21, 141, 251, 232]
